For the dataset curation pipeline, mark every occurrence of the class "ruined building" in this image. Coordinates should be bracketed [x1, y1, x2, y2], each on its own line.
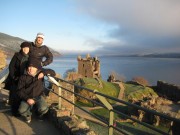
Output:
[77, 54, 100, 78]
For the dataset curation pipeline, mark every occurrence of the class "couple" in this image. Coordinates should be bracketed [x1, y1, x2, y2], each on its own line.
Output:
[8, 32, 55, 123]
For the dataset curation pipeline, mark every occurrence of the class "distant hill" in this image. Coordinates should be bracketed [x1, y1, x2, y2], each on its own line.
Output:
[0, 32, 61, 57]
[138, 53, 180, 58]
[100, 53, 180, 58]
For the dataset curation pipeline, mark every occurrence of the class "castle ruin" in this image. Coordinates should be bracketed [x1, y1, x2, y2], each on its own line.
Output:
[77, 54, 100, 78]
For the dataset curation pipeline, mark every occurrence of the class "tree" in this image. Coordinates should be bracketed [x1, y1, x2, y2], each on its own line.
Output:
[63, 68, 76, 79]
[109, 71, 126, 82]
[132, 76, 149, 86]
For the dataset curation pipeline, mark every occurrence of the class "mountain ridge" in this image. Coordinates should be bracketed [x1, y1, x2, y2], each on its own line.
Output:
[0, 32, 61, 57]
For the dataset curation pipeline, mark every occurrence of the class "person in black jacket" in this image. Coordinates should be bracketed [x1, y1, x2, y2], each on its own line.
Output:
[17, 58, 55, 123]
[29, 32, 53, 67]
[7, 41, 30, 116]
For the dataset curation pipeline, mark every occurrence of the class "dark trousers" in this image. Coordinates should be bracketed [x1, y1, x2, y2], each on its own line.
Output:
[9, 82, 21, 116]
[18, 96, 48, 117]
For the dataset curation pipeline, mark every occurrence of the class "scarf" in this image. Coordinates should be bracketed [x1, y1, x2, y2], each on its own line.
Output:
[20, 53, 29, 75]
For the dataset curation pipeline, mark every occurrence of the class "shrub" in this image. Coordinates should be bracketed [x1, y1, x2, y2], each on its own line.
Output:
[132, 76, 149, 86]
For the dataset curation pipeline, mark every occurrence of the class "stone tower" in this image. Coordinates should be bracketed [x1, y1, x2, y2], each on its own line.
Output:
[77, 54, 100, 78]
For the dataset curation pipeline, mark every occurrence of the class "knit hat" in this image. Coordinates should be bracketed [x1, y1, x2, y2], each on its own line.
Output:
[28, 57, 41, 69]
[36, 32, 44, 39]
[20, 42, 30, 48]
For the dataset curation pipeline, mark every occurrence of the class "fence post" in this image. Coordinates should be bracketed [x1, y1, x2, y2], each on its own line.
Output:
[48, 76, 62, 109]
[109, 110, 114, 135]
[94, 89, 114, 135]
[58, 83, 62, 109]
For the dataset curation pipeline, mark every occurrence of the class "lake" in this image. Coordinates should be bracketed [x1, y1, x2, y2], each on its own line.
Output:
[47, 55, 180, 86]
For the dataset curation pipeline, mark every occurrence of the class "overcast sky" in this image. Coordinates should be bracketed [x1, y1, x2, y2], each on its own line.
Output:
[0, 0, 180, 55]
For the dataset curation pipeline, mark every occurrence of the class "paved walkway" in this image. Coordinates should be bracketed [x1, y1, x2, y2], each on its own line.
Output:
[0, 89, 63, 135]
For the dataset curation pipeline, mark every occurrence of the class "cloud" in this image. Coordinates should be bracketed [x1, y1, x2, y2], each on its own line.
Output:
[76, 0, 180, 54]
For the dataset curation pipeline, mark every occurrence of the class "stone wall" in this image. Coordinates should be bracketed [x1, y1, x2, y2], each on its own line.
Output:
[46, 78, 97, 135]
[47, 79, 74, 116]
[157, 81, 180, 102]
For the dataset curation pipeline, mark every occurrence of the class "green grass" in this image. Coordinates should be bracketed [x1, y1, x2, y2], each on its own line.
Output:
[124, 83, 158, 101]
[74, 78, 169, 134]
[74, 78, 120, 105]
[90, 107, 169, 135]
[75, 101, 94, 107]
[81, 78, 119, 97]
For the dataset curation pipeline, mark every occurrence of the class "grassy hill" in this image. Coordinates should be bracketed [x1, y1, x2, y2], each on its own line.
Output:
[74, 77, 157, 105]
[123, 83, 158, 102]
[0, 32, 61, 57]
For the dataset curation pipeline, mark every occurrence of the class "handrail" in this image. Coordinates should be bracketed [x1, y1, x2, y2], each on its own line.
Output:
[46, 76, 180, 135]
[0, 66, 179, 135]
[0, 66, 9, 84]
[54, 77, 180, 123]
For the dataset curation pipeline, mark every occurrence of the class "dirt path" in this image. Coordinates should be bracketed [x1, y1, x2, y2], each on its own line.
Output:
[0, 89, 63, 135]
[0, 110, 62, 135]
[74, 106, 106, 126]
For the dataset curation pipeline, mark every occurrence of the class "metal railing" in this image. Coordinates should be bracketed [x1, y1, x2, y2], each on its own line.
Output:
[0, 67, 180, 135]
[0, 66, 9, 84]
[46, 76, 180, 135]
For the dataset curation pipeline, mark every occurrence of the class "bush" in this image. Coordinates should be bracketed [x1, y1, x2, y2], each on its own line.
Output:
[63, 68, 76, 78]
[132, 76, 149, 86]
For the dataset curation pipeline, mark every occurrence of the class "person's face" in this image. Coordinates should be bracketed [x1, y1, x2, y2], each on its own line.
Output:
[27, 66, 38, 76]
[36, 37, 44, 45]
[22, 47, 29, 54]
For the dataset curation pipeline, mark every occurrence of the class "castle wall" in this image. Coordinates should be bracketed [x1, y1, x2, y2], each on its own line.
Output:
[157, 81, 180, 102]
[77, 55, 100, 78]
[78, 60, 94, 78]
[48, 79, 74, 115]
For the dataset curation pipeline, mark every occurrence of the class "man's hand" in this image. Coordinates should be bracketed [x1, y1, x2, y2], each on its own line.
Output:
[38, 72, 44, 79]
[27, 99, 35, 105]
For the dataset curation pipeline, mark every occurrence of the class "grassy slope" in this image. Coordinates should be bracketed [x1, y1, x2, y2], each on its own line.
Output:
[75, 77, 120, 97]
[75, 77, 157, 101]
[123, 83, 158, 101]
[90, 108, 168, 135]
[74, 78, 166, 134]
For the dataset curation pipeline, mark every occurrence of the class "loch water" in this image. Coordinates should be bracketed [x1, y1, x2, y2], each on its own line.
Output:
[47, 55, 180, 86]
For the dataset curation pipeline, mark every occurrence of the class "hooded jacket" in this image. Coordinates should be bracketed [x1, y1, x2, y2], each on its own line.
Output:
[29, 42, 53, 66]
[16, 68, 55, 101]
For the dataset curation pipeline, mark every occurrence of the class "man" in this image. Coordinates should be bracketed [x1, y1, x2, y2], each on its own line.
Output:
[16, 58, 55, 123]
[29, 32, 53, 66]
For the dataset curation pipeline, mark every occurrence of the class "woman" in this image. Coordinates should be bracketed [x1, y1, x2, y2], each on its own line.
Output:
[8, 41, 30, 116]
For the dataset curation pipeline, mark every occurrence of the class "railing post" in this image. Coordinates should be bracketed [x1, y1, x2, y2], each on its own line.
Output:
[58, 82, 61, 109]
[48, 76, 62, 109]
[72, 84, 74, 115]
[109, 110, 114, 135]
[94, 89, 114, 135]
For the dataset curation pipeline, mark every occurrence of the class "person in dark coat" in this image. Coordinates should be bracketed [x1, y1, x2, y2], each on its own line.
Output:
[8, 41, 30, 116]
[29, 32, 53, 67]
[17, 58, 55, 123]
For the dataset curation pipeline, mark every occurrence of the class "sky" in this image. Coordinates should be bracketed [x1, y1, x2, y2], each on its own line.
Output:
[0, 0, 180, 55]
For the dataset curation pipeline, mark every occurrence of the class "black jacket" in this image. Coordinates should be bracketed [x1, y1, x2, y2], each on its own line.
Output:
[29, 42, 53, 66]
[9, 52, 29, 81]
[16, 68, 55, 101]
